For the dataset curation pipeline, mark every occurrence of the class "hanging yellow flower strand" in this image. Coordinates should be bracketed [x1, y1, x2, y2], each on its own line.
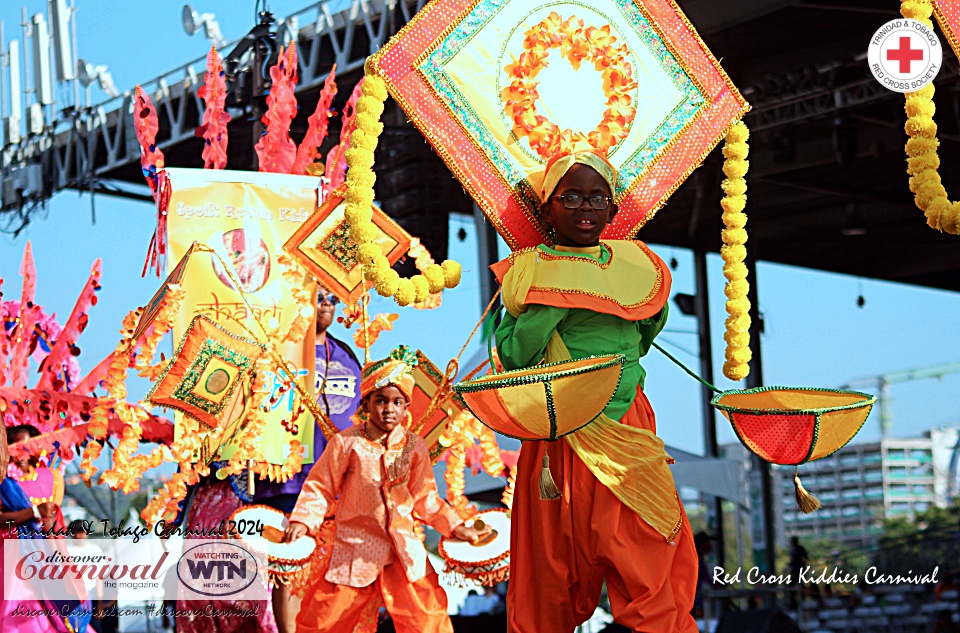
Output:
[345, 65, 462, 306]
[720, 121, 752, 381]
[901, 0, 960, 234]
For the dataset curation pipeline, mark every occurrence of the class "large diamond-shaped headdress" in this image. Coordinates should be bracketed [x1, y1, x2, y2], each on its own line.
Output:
[369, 0, 749, 249]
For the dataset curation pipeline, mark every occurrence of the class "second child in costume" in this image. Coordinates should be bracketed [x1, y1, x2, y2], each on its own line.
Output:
[284, 347, 488, 633]
[493, 150, 699, 632]
[254, 287, 362, 633]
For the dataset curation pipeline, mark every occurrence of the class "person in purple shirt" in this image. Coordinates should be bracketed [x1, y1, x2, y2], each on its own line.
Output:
[255, 287, 362, 633]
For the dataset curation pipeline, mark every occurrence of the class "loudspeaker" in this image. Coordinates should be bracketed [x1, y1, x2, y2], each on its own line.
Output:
[715, 608, 803, 633]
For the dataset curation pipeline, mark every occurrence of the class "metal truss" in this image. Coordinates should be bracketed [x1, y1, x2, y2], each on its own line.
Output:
[0, 0, 427, 231]
[746, 58, 960, 132]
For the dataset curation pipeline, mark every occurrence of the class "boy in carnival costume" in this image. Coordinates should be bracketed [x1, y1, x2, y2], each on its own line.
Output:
[284, 346, 488, 633]
[493, 149, 699, 632]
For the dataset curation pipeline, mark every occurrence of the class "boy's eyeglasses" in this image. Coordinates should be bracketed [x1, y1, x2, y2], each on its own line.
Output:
[318, 293, 340, 306]
[551, 193, 612, 210]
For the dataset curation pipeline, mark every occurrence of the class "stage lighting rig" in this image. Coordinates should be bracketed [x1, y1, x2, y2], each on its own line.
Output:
[182, 5, 227, 48]
[77, 59, 118, 98]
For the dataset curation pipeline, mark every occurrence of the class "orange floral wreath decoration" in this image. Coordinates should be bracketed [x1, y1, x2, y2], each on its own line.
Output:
[503, 12, 638, 159]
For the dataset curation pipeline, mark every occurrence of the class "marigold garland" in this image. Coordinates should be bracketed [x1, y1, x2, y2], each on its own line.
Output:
[901, 1, 960, 234]
[438, 409, 510, 517]
[344, 68, 463, 306]
[408, 238, 443, 310]
[720, 121, 752, 381]
[77, 289, 181, 498]
[79, 308, 140, 484]
[278, 254, 316, 344]
[503, 12, 638, 159]
[440, 411, 473, 517]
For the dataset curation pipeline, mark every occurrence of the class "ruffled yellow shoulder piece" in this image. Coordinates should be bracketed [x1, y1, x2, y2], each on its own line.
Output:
[491, 240, 671, 321]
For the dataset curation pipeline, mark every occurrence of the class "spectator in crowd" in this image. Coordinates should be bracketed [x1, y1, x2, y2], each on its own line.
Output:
[692, 531, 714, 618]
[936, 572, 960, 602]
[787, 535, 809, 609]
[460, 586, 503, 617]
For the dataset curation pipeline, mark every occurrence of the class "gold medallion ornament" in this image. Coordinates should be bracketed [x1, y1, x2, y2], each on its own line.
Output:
[283, 183, 413, 305]
[146, 315, 266, 429]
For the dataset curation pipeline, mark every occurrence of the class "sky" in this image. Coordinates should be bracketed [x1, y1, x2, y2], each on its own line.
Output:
[1, 0, 959, 463]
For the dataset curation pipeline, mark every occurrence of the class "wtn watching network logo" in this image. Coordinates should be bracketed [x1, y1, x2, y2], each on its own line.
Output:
[177, 542, 265, 597]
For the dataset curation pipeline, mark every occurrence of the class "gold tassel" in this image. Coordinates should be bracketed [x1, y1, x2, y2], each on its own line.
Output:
[794, 468, 821, 514]
[539, 454, 561, 500]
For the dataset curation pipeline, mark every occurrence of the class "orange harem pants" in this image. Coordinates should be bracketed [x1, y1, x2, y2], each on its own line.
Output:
[507, 385, 699, 633]
[295, 559, 453, 633]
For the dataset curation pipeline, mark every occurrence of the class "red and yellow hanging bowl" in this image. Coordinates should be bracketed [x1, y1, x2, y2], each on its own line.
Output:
[711, 387, 876, 465]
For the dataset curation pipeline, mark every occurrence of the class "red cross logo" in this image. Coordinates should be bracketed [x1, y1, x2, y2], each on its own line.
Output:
[887, 36, 924, 73]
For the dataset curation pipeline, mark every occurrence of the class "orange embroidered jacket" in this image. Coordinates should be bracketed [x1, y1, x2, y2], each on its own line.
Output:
[289, 423, 463, 588]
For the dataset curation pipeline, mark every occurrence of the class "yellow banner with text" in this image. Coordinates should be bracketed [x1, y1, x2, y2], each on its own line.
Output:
[165, 168, 319, 466]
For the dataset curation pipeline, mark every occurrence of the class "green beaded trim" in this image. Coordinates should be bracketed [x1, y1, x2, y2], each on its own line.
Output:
[709, 385, 875, 416]
[544, 380, 557, 441]
[416, 350, 444, 383]
[429, 442, 446, 462]
[452, 354, 625, 395]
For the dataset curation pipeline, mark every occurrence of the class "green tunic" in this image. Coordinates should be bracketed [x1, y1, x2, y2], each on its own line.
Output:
[495, 245, 668, 421]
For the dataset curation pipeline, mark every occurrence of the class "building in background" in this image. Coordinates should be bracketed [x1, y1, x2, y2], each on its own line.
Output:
[762, 430, 960, 549]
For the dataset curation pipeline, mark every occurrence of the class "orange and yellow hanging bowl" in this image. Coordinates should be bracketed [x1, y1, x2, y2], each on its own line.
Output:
[453, 355, 625, 441]
[711, 387, 876, 465]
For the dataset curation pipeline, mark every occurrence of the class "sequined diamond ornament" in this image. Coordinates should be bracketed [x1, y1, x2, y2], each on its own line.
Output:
[146, 315, 266, 428]
[131, 241, 199, 343]
[368, 0, 749, 249]
[410, 350, 464, 462]
[283, 184, 413, 304]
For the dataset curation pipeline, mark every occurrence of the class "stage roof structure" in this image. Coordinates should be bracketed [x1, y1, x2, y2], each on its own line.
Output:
[0, 0, 957, 290]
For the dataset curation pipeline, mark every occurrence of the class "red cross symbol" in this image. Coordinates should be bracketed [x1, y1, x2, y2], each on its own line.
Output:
[887, 36, 924, 73]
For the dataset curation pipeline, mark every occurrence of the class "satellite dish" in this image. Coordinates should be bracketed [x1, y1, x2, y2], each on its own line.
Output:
[77, 59, 95, 87]
[182, 5, 200, 36]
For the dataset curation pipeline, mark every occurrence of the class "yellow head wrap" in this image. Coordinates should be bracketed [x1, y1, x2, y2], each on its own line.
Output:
[536, 149, 618, 203]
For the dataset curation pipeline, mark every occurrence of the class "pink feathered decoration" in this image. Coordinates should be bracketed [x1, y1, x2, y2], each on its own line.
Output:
[293, 64, 338, 175]
[255, 44, 299, 173]
[134, 86, 170, 277]
[196, 46, 231, 170]
[8, 243, 39, 389]
[133, 86, 166, 198]
[324, 78, 364, 193]
[35, 259, 101, 392]
[7, 412, 174, 459]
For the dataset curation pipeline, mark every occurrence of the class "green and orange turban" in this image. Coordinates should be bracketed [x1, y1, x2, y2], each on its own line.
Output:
[359, 345, 418, 402]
